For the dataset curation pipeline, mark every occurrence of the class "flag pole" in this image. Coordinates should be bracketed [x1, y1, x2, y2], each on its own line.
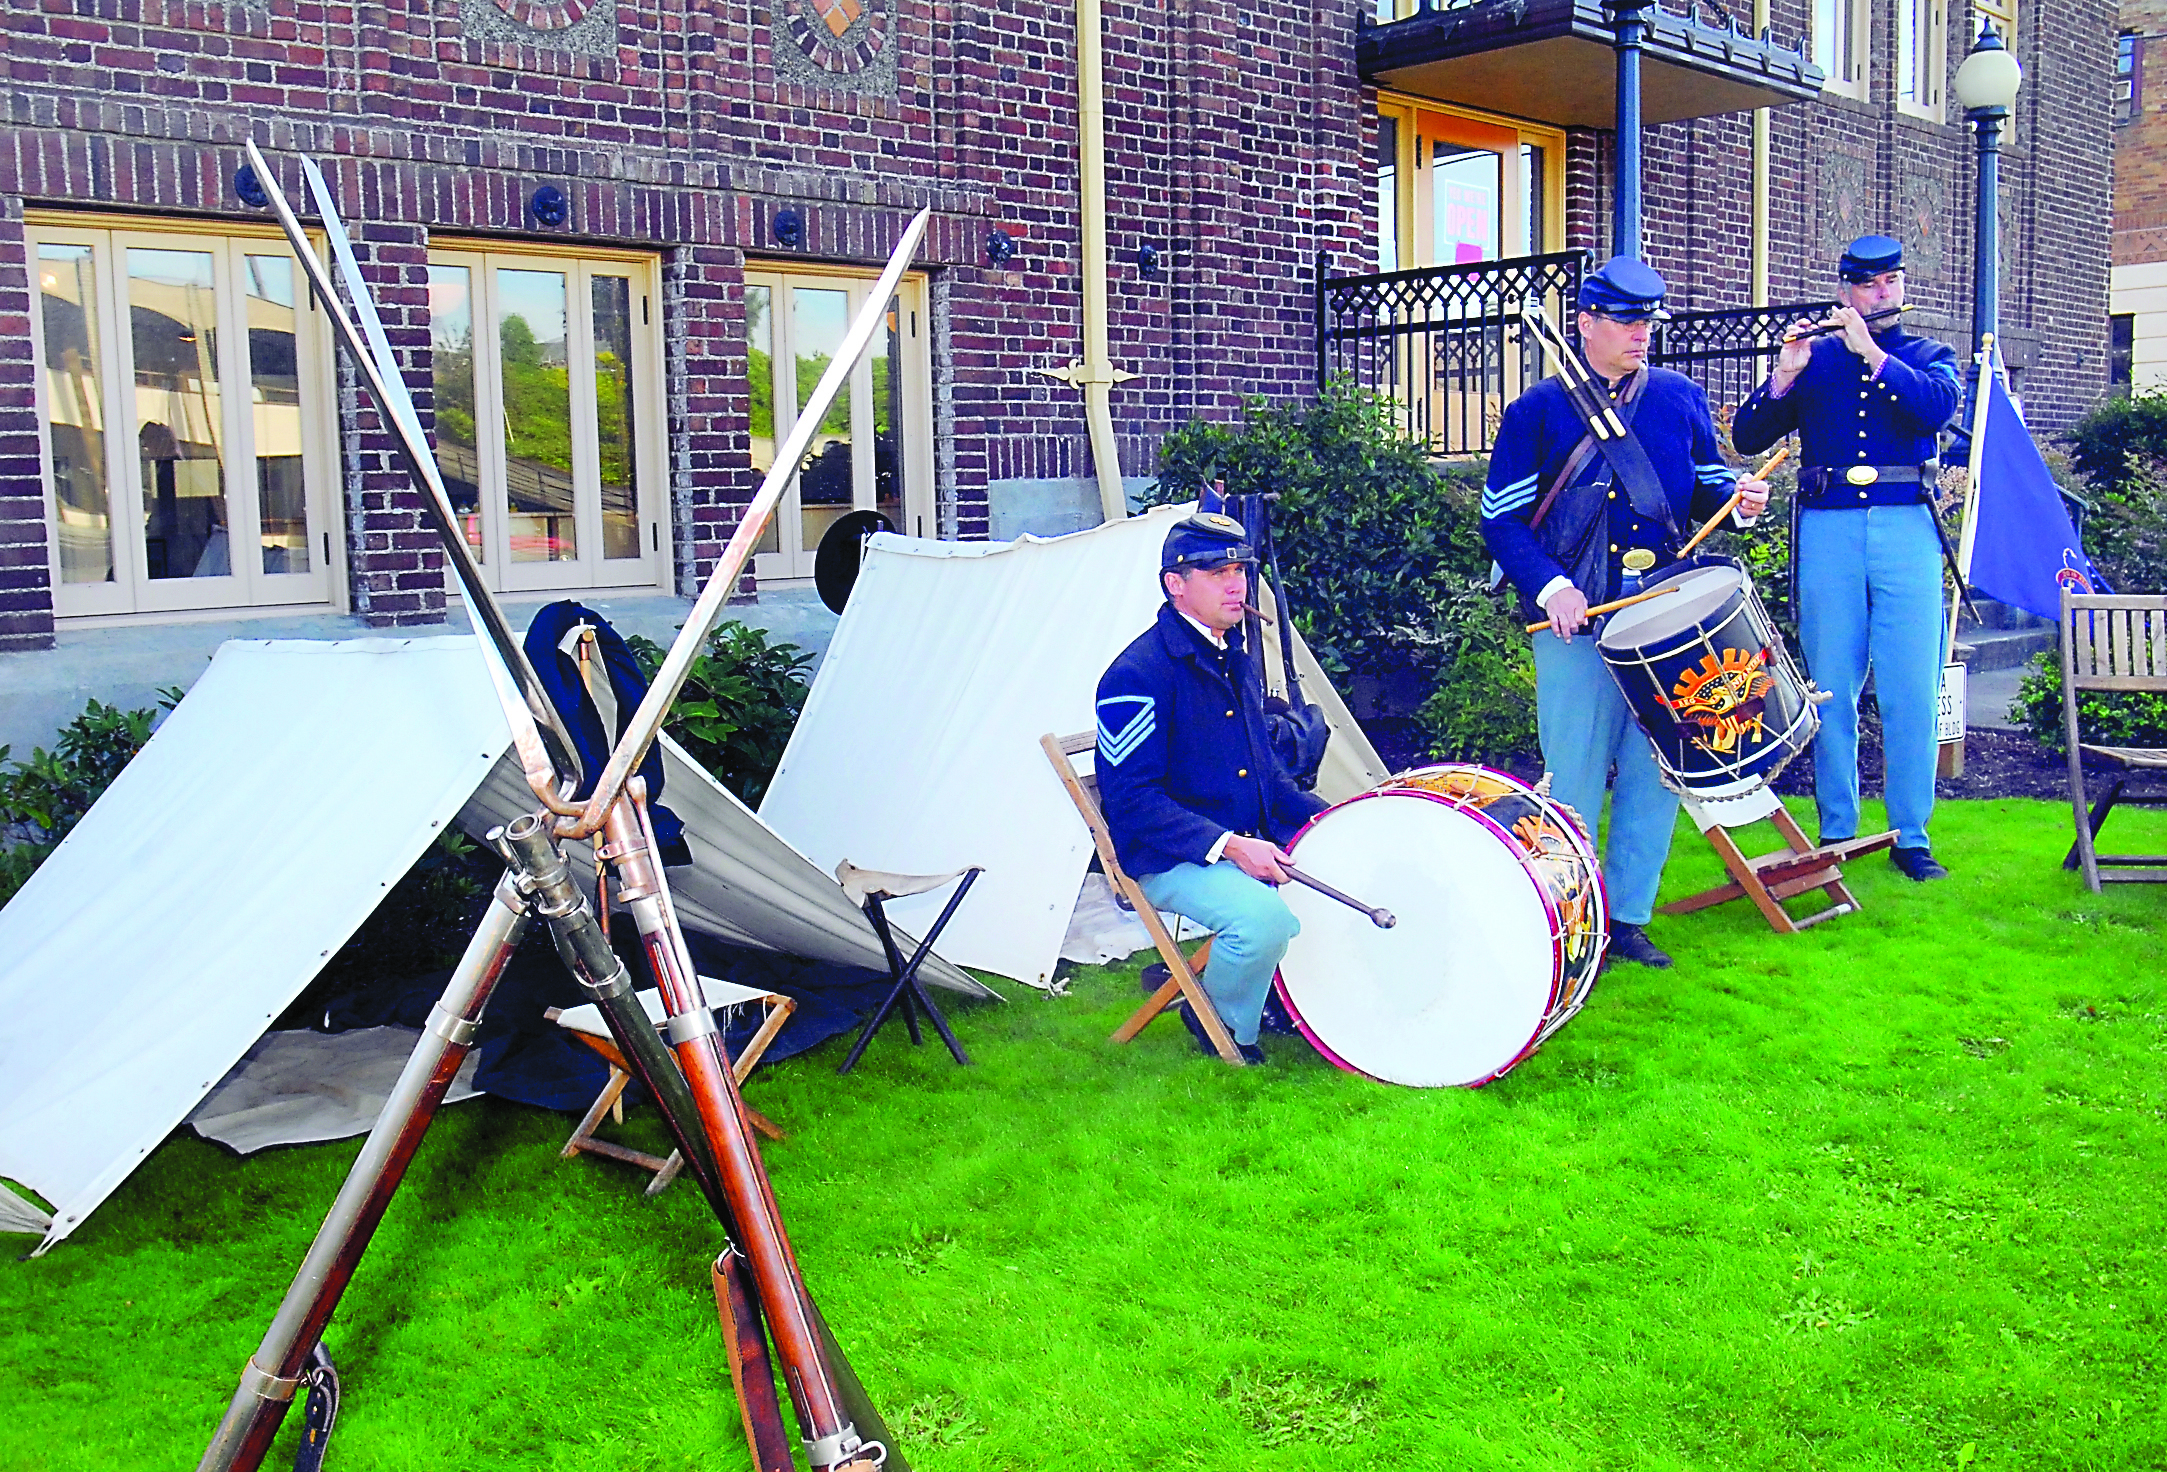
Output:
[1946, 333, 1997, 664]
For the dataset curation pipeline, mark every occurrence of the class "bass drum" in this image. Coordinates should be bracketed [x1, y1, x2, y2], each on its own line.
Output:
[1272, 765, 1608, 1088]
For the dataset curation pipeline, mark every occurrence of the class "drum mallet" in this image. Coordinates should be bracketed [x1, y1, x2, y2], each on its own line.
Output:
[1673, 445, 1791, 562]
[1282, 863, 1396, 928]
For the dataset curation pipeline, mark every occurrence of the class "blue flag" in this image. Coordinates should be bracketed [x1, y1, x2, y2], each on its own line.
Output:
[1965, 367, 2107, 621]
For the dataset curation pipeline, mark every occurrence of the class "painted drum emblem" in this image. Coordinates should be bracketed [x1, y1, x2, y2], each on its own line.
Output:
[1667, 647, 1776, 756]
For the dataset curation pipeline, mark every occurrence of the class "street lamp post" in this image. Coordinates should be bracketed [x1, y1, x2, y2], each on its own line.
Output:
[1952, 21, 2024, 398]
[1609, 0, 1654, 258]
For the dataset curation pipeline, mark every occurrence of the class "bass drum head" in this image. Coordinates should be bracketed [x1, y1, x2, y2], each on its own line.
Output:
[1275, 791, 1560, 1088]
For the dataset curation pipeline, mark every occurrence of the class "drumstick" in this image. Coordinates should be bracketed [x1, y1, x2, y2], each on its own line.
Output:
[1523, 582, 1683, 634]
[1281, 863, 1396, 929]
[1673, 445, 1792, 562]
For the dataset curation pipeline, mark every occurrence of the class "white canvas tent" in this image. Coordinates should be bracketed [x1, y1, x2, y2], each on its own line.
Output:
[759, 508, 1387, 988]
[0, 635, 989, 1255]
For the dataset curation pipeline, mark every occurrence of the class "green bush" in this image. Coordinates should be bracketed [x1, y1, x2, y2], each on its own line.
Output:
[1149, 379, 1491, 680]
[0, 693, 179, 904]
[2066, 390, 2167, 501]
[625, 620, 815, 806]
[1414, 580, 1540, 761]
[2010, 648, 2167, 758]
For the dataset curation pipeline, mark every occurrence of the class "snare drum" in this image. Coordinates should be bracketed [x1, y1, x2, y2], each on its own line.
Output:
[1272, 765, 1607, 1088]
[1596, 559, 1820, 801]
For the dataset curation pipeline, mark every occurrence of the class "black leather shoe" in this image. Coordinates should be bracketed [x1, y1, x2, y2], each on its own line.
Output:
[1606, 922, 1673, 970]
[1139, 960, 1172, 997]
[1176, 1002, 1263, 1064]
[1891, 846, 1949, 881]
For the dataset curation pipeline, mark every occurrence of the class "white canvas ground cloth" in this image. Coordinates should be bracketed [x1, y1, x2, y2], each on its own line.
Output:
[0, 638, 507, 1255]
[759, 510, 1386, 988]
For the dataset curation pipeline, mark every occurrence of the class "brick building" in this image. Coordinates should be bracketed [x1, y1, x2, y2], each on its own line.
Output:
[0, 0, 2111, 667]
[2113, 0, 2167, 388]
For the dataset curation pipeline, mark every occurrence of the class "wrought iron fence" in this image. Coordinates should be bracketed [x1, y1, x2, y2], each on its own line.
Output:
[1650, 299, 1835, 447]
[1317, 259, 1849, 459]
[1315, 251, 1588, 457]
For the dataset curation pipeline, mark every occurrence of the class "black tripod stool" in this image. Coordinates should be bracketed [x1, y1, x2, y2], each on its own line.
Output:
[833, 860, 982, 1075]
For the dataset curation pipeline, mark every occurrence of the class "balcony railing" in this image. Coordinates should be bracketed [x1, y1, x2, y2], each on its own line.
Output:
[1315, 251, 1588, 458]
[1318, 254, 1841, 458]
[1649, 299, 1836, 447]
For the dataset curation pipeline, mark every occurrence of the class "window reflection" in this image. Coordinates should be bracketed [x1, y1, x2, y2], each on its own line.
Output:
[39, 243, 113, 584]
[1432, 144, 1501, 264]
[428, 265, 483, 562]
[245, 255, 309, 575]
[875, 296, 903, 535]
[747, 284, 780, 556]
[130, 247, 229, 580]
[497, 268, 576, 564]
[592, 275, 640, 560]
[794, 286, 854, 554]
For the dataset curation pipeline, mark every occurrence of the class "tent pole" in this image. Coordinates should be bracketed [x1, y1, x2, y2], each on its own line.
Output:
[196, 874, 532, 1472]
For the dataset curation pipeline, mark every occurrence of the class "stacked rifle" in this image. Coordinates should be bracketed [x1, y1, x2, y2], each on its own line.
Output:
[195, 143, 923, 1472]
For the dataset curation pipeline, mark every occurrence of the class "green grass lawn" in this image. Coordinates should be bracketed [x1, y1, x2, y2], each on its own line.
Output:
[5, 796, 2165, 1470]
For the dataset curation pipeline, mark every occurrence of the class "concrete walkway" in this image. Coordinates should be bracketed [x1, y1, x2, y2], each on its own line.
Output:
[0, 586, 838, 757]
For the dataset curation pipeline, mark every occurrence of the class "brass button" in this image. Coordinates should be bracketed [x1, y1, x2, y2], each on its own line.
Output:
[1610, 542, 1620, 552]
[1225, 709, 1235, 717]
[1608, 491, 1616, 500]
[1237, 768, 1248, 778]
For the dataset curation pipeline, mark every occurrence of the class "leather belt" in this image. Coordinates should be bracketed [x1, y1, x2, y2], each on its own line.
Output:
[1799, 464, 1936, 493]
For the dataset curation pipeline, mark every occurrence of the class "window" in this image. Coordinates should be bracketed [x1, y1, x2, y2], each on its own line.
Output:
[743, 266, 933, 582]
[2116, 33, 2141, 126]
[2110, 314, 2134, 394]
[1896, 0, 1948, 120]
[1374, 99, 1564, 273]
[1814, 0, 1870, 100]
[426, 244, 668, 594]
[27, 216, 338, 619]
[1973, 0, 2016, 49]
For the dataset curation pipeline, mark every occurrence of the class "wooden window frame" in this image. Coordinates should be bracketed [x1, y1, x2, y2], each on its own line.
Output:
[1815, 0, 1871, 101]
[1896, 0, 1950, 122]
[425, 240, 670, 597]
[1374, 96, 1568, 273]
[25, 212, 343, 623]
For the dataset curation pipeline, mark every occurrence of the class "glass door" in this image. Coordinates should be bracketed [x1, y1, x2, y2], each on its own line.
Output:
[426, 248, 666, 594]
[31, 224, 337, 618]
[747, 268, 931, 582]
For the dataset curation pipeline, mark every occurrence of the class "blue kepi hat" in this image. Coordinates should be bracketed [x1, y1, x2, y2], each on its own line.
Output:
[1162, 511, 1256, 573]
[1839, 234, 1905, 283]
[1576, 256, 1670, 322]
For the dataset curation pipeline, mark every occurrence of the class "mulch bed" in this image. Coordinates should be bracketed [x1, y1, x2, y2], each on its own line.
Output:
[1361, 711, 2072, 803]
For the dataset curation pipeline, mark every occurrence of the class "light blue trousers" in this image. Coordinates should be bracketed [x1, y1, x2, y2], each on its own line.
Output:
[1136, 860, 1301, 1047]
[1533, 628, 1679, 926]
[1797, 505, 1943, 850]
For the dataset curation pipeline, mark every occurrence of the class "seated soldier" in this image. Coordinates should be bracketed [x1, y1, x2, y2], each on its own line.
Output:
[1095, 511, 1330, 1065]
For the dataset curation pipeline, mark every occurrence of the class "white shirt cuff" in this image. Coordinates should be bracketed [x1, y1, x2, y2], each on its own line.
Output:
[1536, 575, 1575, 610]
[1205, 832, 1232, 865]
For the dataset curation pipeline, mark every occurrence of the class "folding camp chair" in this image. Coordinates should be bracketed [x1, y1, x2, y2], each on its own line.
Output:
[2060, 590, 2167, 891]
[1040, 732, 1244, 1065]
[546, 977, 795, 1192]
[833, 860, 979, 1075]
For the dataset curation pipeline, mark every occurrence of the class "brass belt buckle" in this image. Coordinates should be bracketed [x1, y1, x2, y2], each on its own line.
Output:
[1845, 465, 1879, 486]
[1621, 548, 1657, 573]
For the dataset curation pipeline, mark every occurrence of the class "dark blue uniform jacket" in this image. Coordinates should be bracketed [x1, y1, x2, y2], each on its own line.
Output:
[1730, 328, 1962, 507]
[1481, 370, 1738, 618]
[1095, 603, 1329, 881]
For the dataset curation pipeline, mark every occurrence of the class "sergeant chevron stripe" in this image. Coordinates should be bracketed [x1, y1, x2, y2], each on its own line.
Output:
[1096, 695, 1156, 766]
[1482, 473, 1540, 520]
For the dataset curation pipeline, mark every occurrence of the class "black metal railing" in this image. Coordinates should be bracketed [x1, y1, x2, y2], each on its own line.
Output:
[1650, 299, 1835, 445]
[1317, 260, 1852, 458]
[1315, 250, 1588, 457]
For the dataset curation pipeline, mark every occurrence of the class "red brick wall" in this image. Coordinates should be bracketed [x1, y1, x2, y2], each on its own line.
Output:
[0, 0, 1370, 646]
[2114, 0, 2167, 266]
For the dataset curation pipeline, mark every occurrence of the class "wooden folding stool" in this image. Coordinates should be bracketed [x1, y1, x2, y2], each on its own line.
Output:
[2059, 590, 2167, 890]
[546, 975, 795, 1192]
[1041, 731, 1243, 1065]
[1658, 785, 1896, 934]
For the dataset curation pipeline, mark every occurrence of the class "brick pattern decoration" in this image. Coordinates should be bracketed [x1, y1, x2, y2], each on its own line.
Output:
[0, 0, 2110, 651]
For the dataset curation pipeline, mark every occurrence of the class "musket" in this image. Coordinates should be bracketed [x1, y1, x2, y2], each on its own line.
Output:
[206, 145, 915, 1472]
